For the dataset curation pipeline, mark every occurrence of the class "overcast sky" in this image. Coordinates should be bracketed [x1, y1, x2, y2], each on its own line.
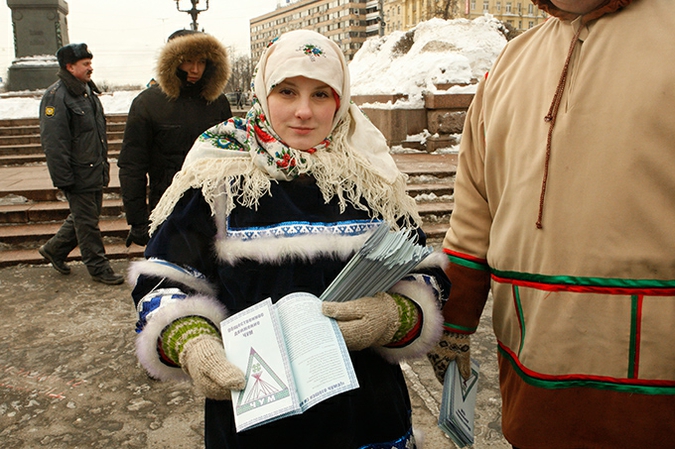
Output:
[0, 0, 283, 86]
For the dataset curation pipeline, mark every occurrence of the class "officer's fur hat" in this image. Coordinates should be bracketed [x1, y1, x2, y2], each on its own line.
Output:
[56, 43, 93, 68]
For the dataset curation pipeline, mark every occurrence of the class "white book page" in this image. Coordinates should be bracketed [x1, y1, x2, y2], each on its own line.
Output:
[275, 292, 359, 411]
[221, 298, 299, 432]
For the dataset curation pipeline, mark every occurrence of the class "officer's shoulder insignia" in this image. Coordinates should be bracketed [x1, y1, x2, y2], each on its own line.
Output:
[45, 106, 55, 117]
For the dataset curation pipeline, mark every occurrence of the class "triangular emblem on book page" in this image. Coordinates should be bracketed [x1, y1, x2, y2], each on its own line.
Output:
[460, 372, 479, 401]
[235, 347, 290, 414]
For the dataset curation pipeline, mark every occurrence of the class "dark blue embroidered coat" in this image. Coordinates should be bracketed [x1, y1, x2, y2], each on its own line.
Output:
[130, 175, 449, 449]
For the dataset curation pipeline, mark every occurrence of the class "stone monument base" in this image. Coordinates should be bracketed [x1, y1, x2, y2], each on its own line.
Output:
[7, 59, 59, 91]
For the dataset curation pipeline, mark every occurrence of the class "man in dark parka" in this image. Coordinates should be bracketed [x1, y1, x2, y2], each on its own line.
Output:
[118, 30, 232, 247]
[38, 43, 124, 285]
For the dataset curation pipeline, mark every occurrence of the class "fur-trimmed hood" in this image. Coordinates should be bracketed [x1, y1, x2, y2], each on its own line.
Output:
[532, 0, 633, 22]
[156, 33, 230, 102]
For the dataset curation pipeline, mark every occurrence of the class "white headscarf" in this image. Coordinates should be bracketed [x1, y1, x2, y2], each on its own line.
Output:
[150, 30, 419, 233]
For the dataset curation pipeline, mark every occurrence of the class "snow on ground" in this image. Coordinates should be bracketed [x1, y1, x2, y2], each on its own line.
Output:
[0, 16, 506, 120]
[0, 89, 142, 119]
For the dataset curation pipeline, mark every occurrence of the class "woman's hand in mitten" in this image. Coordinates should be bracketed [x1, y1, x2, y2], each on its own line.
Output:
[321, 292, 400, 351]
[179, 334, 246, 400]
[427, 330, 471, 382]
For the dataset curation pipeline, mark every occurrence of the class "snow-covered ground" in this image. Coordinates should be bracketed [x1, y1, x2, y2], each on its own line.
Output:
[0, 16, 506, 120]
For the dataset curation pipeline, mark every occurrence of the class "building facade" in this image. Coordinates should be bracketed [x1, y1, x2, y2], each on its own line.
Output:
[250, 0, 546, 64]
[463, 0, 547, 30]
[384, 0, 547, 34]
[250, 0, 372, 64]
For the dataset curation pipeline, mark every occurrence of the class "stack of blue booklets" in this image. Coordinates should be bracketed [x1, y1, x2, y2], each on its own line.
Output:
[438, 359, 481, 447]
[320, 224, 433, 303]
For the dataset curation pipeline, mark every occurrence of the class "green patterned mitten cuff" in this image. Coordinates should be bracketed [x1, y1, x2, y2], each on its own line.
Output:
[159, 316, 221, 367]
[386, 293, 421, 347]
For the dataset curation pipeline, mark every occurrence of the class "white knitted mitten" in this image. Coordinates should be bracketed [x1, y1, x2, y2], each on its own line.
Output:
[321, 292, 401, 351]
[178, 334, 246, 400]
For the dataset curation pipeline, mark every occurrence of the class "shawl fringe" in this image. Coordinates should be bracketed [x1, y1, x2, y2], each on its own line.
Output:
[150, 119, 420, 235]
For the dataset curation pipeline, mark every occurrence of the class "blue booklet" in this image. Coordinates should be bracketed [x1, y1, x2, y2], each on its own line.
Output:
[320, 224, 432, 302]
[438, 358, 480, 447]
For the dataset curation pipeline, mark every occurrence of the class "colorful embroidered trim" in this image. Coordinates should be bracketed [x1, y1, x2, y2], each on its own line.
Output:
[444, 248, 489, 271]
[227, 219, 381, 241]
[135, 287, 187, 333]
[627, 294, 643, 379]
[492, 268, 675, 295]
[442, 322, 476, 334]
[499, 342, 675, 395]
[386, 293, 422, 348]
[512, 285, 526, 356]
[160, 315, 220, 366]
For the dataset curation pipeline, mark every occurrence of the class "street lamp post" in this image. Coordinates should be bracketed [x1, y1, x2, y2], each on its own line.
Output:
[174, 0, 209, 31]
[378, 0, 385, 36]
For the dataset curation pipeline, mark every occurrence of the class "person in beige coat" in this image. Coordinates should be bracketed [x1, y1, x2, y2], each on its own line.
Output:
[427, 0, 675, 447]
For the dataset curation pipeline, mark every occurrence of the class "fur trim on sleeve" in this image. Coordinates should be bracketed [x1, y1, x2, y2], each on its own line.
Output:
[136, 294, 228, 382]
[373, 275, 443, 363]
[127, 259, 217, 297]
[414, 250, 449, 273]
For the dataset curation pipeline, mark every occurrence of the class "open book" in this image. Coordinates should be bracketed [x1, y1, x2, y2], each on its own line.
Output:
[438, 358, 480, 447]
[220, 224, 431, 431]
[220, 292, 359, 432]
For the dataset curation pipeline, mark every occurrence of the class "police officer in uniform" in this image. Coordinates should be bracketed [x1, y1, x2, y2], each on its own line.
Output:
[38, 43, 124, 285]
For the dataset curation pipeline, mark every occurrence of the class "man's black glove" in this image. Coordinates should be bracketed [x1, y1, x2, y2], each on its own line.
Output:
[125, 223, 150, 247]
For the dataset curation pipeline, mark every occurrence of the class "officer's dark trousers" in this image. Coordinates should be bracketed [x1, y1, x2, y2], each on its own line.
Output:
[43, 190, 110, 276]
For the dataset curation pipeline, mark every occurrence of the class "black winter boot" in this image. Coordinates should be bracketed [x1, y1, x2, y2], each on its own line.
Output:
[39, 245, 71, 275]
[91, 267, 124, 285]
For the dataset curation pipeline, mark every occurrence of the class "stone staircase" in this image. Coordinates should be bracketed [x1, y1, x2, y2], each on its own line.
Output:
[0, 115, 455, 268]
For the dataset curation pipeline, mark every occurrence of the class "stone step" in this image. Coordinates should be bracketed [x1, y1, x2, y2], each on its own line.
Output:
[422, 222, 449, 241]
[0, 193, 452, 225]
[0, 114, 457, 267]
[0, 241, 144, 269]
[0, 172, 450, 203]
[0, 130, 124, 146]
[0, 117, 40, 127]
[0, 216, 129, 245]
[0, 197, 124, 224]
[0, 155, 455, 198]
[0, 119, 126, 135]
[416, 200, 454, 217]
[0, 139, 122, 157]
[391, 152, 457, 177]
[0, 164, 121, 201]
[0, 150, 121, 166]
[406, 181, 454, 198]
[0, 125, 42, 137]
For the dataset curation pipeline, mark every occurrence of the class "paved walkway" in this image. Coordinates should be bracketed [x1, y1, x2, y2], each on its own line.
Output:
[0, 258, 509, 449]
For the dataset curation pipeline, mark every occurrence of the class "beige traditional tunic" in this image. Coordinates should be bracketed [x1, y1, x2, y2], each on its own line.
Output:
[442, 1, 675, 447]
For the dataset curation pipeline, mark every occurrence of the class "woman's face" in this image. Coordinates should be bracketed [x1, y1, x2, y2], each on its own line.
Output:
[267, 76, 337, 150]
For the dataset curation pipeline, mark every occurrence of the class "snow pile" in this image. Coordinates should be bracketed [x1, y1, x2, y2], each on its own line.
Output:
[0, 89, 142, 119]
[100, 90, 143, 114]
[12, 55, 59, 66]
[349, 16, 507, 104]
